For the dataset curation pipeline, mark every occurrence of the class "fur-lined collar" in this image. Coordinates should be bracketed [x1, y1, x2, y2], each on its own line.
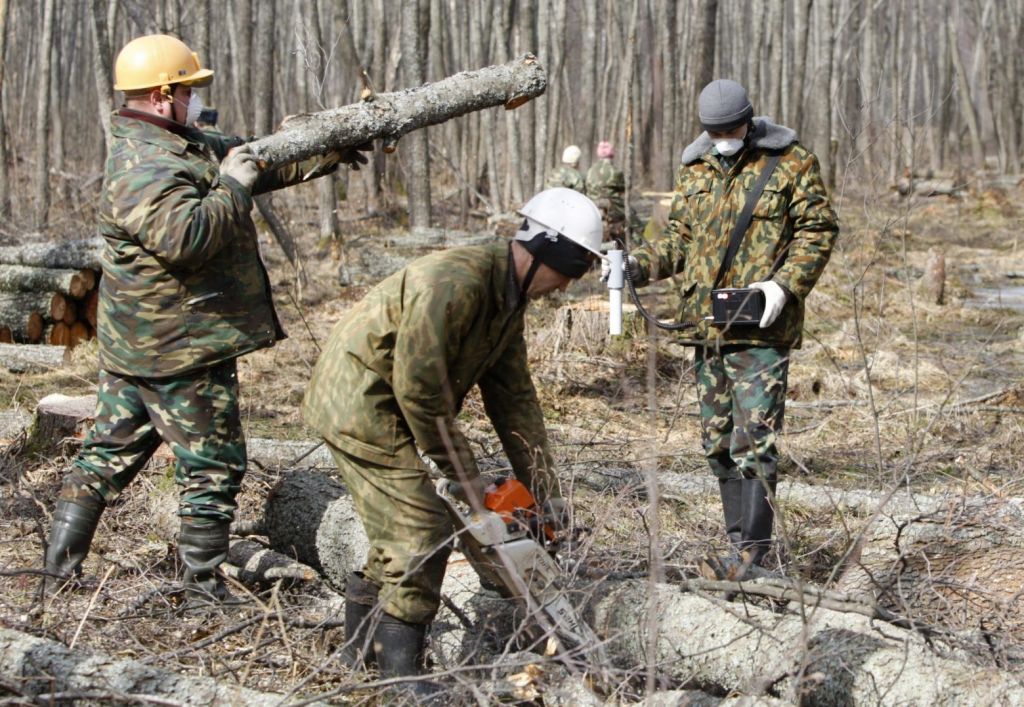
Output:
[680, 117, 797, 165]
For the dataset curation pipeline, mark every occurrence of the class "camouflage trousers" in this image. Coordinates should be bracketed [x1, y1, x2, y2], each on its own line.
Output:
[694, 345, 789, 481]
[327, 442, 453, 625]
[59, 360, 246, 522]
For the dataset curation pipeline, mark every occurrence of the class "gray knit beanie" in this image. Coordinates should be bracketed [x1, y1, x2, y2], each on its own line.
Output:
[698, 79, 754, 132]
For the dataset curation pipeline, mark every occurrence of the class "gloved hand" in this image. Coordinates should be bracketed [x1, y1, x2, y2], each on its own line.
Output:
[220, 145, 259, 191]
[599, 254, 640, 283]
[748, 280, 789, 328]
[338, 141, 373, 171]
[448, 476, 495, 506]
[540, 497, 571, 532]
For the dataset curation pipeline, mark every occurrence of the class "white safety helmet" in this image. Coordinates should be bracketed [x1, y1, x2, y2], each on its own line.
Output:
[561, 144, 582, 166]
[515, 187, 604, 259]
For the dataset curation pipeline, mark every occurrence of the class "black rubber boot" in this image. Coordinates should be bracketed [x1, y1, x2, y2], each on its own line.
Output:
[178, 518, 232, 603]
[740, 477, 777, 568]
[44, 497, 105, 593]
[718, 478, 744, 553]
[373, 613, 442, 702]
[341, 572, 380, 670]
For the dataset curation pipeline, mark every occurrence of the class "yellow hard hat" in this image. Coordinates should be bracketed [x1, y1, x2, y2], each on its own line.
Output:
[113, 34, 213, 93]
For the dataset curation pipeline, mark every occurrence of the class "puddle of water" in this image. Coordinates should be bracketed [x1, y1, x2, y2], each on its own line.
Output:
[968, 286, 1024, 311]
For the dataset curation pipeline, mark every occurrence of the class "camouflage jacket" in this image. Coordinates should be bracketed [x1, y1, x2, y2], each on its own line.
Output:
[96, 110, 309, 377]
[585, 158, 626, 221]
[631, 117, 838, 348]
[544, 165, 585, 193]
[303, 241, 559, 499]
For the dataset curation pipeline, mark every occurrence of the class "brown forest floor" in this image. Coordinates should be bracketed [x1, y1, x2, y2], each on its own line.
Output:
[1, 176, 1023, 703]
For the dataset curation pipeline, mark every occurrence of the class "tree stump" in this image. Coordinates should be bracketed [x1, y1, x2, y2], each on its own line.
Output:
[24, 393, 96, 458]
[920, 248, 946, 305]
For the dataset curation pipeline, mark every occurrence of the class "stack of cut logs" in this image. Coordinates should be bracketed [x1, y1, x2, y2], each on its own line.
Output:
[0, 238, 104, 348]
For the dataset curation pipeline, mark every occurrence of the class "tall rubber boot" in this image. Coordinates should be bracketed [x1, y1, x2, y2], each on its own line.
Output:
[341, 572, 380, 670]
[740, 477, 777, 568]
[178, 518, 232, 603]
[718, 478, 744, 552]
[44, 497, 105, 593]
[373, 613, 442, 702]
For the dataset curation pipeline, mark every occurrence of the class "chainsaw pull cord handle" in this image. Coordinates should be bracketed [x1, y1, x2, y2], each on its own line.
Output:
[614, 152, 783, 332]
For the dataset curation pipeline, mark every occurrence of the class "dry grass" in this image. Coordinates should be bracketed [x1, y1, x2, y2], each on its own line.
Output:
[2, 179, 1024, 701]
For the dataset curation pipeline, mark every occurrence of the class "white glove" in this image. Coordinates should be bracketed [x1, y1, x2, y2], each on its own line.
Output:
[748, 280, 789, 328]
[600, 255, 640, 282]
[220, 144, 259, 191]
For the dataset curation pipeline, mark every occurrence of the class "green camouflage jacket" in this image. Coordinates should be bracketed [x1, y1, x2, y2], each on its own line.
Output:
[631, 118, 838, 348]
[544, 165, 585, 193]
[585, 158, 626, 221]
[96, 110, 309, 377]
[303, 241, 559, 499]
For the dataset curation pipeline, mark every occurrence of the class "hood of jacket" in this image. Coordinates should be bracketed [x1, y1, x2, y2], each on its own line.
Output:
[681, 116, 798, 165]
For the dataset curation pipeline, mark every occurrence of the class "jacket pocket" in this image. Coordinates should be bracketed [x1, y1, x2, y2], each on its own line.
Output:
[752, 186, 787, 221]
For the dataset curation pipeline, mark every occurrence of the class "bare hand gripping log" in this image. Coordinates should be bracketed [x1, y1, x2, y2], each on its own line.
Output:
[247, 54, 547, 170]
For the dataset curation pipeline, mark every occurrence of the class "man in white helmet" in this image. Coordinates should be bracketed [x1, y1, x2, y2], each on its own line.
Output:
[303, 187, 602, 693]
[544, 144, 585, 193]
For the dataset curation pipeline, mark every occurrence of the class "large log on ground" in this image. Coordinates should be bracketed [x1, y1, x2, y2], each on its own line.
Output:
[0, 264, 92, 298]
[261, 468, 369, 591]
[590, 580, 1024, 705]
[0, 237, 103, 269]
[248, 54, 546, 170]
[0, 342, 67, 373]
[0, 627, 319, 706]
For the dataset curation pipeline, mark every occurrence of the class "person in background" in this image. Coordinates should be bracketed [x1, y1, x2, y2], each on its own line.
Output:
[544, 144, 585, 193]
[585, 140, 626, 240]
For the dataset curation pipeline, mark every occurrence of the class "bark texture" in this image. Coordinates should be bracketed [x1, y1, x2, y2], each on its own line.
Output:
[0, 238, 103, 269]
[261, 468, 369, 592]
[0, 264, 92, 298]
[590, 580, 1024, 705]
[248, 55, 547, 170]
[0, 342, 66, 373]
[0, 628, 314, 706]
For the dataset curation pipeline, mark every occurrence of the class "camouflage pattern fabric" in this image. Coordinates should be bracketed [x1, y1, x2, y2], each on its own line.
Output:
[96, 111, 321, 378]
[328, 442, 452, 624]
[695, 345, 789, 481]
[630, 118, 838, 348]
[584, 158, 626, 227]
[303, 241, 559, 503]
[58, 360, 245, 522]
[544, 165, 585, 193]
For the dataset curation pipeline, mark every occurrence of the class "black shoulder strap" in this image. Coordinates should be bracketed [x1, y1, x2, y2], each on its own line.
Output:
[713, 153, 783, 289]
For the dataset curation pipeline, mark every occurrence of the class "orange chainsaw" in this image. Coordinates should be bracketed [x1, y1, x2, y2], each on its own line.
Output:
[436, 477, 601, 655]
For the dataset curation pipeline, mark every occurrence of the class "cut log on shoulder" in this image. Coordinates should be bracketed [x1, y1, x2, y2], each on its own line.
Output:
[0, 237, 104, 270]
[22, 393, 96, 458]
[0, 627, 319, 707]
[0, 342, 67, 373]
[261, 468, 369, 592]
[0, 264, 91, 298]
[590, 580, 1024, 705]
[248, 54, 546, 170]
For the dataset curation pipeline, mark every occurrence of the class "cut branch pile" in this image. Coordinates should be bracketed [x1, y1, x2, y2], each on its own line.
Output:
[0, 238, 103, 348]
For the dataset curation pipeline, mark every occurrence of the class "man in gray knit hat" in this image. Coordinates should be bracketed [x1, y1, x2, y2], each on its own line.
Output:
[613, 79, 838, 578]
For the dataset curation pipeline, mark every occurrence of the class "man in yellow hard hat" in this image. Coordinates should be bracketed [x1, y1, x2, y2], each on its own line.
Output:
[42, 34, 365, 604]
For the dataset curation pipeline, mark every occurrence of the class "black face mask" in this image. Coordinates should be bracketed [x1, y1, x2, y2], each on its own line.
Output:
[517, 223, 592, 279]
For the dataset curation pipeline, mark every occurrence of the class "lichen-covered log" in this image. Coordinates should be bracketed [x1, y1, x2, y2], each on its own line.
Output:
[590, 580, 1024, 705]
[248, 54, 546, 170]
[0, 264, 91, 298]
[224, 538, 320, 587]
[261, 469, 369, 592]
[0, 342, 67, 373]
[0, 237, 104, 269]
[0, 627, 319, 706]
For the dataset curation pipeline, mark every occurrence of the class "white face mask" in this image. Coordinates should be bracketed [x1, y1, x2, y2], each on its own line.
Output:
[714, 138, 744, 156]
[174, 92, 204, 126]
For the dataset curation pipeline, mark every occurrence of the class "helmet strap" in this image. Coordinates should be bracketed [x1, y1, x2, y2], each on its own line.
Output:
[519, 245, 546, 302]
